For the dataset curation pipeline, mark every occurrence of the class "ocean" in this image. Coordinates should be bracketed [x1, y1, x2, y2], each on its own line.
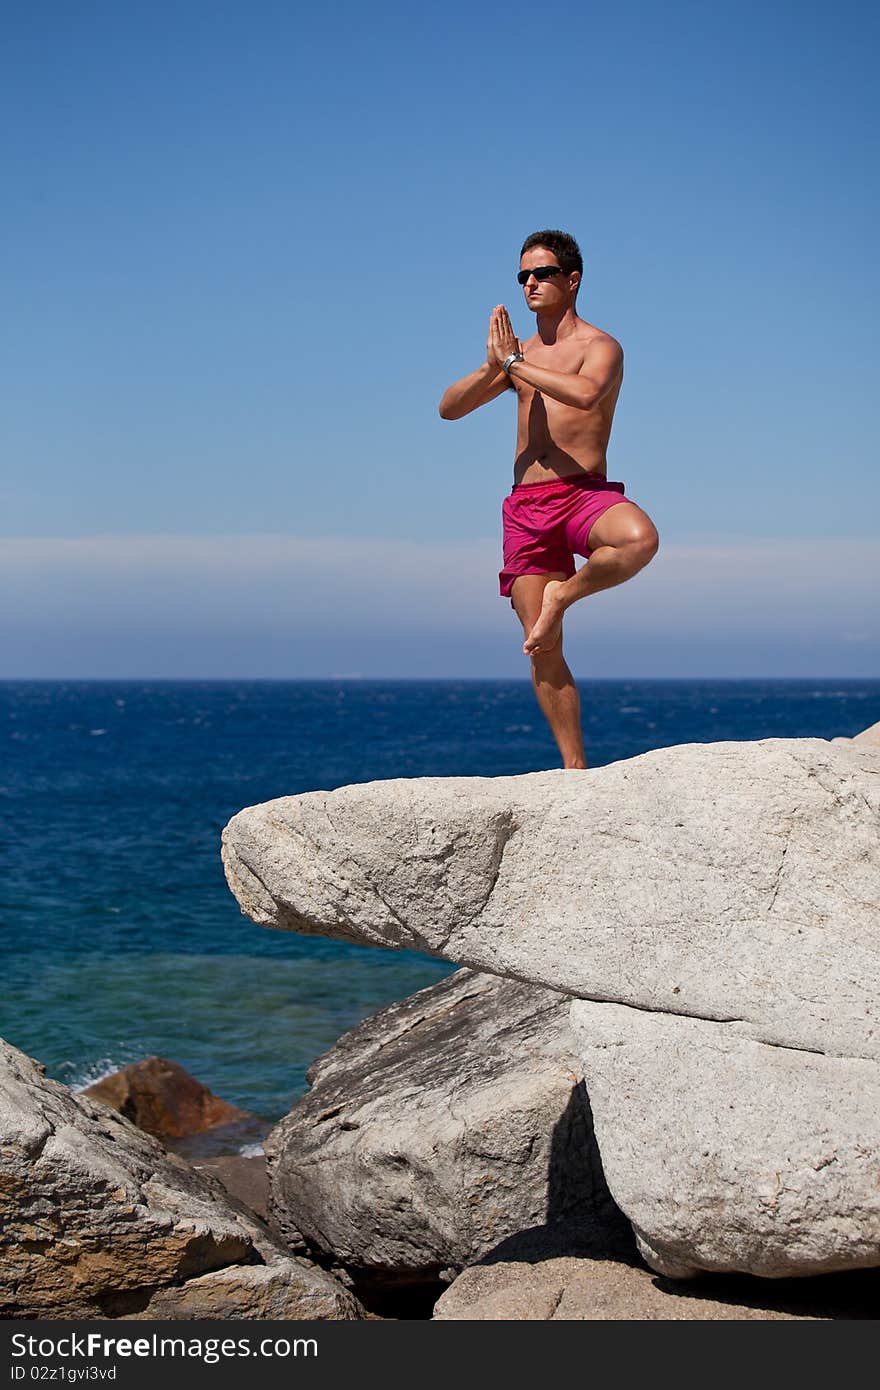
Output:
[2, 678, 878, 1128]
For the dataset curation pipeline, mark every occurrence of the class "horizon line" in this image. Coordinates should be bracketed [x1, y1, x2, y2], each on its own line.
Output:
[2, 675, 879, 685]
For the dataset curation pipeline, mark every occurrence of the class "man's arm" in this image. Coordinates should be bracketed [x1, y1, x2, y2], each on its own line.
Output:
[438, 307, 515, 419]
[508, 338, 622, 409]
[491, 306, 622, 410]
[438, 362, 510, 419]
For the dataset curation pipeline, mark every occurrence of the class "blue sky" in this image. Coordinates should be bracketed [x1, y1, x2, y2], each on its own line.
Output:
[3, 0, 878, 676]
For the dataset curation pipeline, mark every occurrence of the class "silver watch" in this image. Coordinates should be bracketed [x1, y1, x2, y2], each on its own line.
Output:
[501, 352, 524, 374]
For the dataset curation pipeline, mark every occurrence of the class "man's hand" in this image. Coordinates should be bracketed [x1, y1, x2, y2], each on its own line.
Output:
[488, 305, 522, 368]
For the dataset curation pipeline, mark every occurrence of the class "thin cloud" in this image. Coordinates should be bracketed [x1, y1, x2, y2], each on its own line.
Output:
[0, 533, 877, 676]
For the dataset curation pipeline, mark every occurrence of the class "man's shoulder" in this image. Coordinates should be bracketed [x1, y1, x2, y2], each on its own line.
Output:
[578, 322, 623, 357]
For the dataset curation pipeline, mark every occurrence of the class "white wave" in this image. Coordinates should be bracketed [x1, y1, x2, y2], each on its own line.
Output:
[70, 1058, 128, 1092]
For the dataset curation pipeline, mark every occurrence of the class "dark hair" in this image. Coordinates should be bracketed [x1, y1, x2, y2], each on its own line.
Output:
[520, 229, 583, 277]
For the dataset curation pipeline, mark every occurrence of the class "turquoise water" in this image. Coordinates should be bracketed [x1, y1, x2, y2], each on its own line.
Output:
[2, 678, 877, 1122]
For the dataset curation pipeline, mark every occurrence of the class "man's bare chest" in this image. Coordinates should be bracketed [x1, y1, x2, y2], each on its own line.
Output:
[523, 340, 587, 374]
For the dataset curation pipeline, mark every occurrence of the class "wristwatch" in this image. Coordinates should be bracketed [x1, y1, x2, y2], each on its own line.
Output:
[501, 352, 525, 374]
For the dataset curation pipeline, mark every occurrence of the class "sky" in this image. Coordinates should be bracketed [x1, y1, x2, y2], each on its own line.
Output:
[2, 0, 878, 677]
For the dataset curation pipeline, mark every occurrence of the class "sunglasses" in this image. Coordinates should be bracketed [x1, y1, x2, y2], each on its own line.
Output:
[517, 265, 566, 285]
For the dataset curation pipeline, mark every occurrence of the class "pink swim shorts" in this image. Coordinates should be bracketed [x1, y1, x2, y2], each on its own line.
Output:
[499, 471, 631, 599]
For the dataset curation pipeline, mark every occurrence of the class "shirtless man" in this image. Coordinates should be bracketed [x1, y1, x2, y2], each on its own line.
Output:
[438, 229, 659, 769]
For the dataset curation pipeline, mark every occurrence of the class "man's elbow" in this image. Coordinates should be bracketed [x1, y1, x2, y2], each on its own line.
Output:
[575, 380, 613, 411]
[438, 398, 462, 420]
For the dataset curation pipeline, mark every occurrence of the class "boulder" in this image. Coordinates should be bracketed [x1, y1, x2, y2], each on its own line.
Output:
[266, 969, 632, 1300]
[222, 738, 879, 1059]
[223, 737, 880, 1280]
[82, 1055, 259, 1141]
[0, 1039, 363, 1320]
[432, 1254, 880, 1320]
[569, 1001, 880, 1280]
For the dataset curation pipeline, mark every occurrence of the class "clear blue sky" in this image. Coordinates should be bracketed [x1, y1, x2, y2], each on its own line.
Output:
[3, 0, 878, 676]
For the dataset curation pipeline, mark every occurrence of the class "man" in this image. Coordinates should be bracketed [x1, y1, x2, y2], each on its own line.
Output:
[438, 229, 658, 769]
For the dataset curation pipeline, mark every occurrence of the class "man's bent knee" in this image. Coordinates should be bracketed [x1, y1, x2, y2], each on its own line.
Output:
[618, 524, 659, 572]
[636, 527, 660, 564]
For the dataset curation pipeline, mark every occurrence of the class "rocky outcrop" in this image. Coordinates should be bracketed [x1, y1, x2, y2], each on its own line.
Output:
[0, 1040, 364, 1320]
[223, 736, 880, 1282]
[266, 968, 632, 1300]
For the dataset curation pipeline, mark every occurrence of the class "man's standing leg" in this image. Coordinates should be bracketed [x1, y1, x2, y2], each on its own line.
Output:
[511, 573, 587, 769]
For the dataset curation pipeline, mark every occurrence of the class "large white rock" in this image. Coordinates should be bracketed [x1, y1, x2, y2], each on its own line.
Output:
[223, 738, 880, 1058]
[222, 736, 880, 1280]
[569, 1002, 880, 1279]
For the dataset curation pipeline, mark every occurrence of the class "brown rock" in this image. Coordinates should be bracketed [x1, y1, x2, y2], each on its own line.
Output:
[83, 1056, 255, 1140]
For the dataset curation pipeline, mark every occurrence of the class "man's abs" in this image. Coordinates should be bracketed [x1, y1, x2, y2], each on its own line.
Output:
[512, 377, 621, 484]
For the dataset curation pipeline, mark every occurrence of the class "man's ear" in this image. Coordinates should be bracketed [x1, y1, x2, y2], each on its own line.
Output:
[570, 271, 581, 295]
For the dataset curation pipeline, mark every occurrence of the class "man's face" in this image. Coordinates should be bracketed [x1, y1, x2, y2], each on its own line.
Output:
[518, 246, 578, 312]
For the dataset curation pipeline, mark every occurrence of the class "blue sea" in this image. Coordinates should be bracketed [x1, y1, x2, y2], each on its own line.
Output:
[2, 679, 878, 1129]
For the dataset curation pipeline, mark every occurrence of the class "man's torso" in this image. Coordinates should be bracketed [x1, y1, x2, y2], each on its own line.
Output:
[510, 320, 622, 484]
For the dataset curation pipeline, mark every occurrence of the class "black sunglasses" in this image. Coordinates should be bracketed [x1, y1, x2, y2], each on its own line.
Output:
[517, 265, 566, 285]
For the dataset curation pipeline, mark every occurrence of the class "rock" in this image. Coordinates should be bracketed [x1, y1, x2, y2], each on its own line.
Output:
[223, 737, 880, 1281]
[569, 1001, 880, 1280]
[0, 1039, 364, 1320]
[830, 719, 880, 748]
[83, 1055, 258, 1141]
[266, 969, 632, 1301]
[119, 1261, 356, 1320]
[222, 738, 880, 1060]
[432, 1255, 880, 1320]
[853, 719, 880, 748]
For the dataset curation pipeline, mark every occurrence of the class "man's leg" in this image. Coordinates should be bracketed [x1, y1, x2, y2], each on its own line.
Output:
[524, 503, 659, 654]
[511, 573, 587, 769]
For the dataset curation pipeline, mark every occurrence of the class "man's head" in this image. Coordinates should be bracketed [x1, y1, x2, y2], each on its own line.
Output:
[518, 229, 582, 311]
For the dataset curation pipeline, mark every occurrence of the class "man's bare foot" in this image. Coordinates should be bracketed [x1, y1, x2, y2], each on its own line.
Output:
[524, 580, 567, 654]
